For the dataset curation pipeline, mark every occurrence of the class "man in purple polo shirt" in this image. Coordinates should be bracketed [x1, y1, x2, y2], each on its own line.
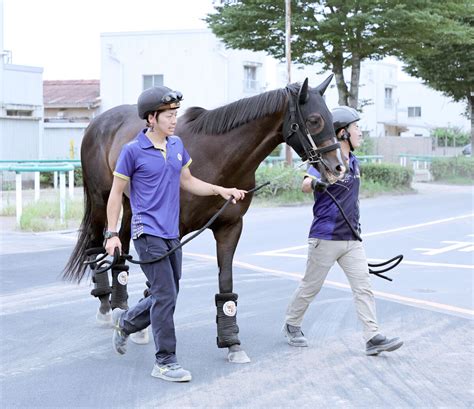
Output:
[104, 86, 246, 382]
[283, 106, 403, 356]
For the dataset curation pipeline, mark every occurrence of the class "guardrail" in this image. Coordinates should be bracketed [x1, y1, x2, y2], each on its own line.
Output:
[0, 160, 80, 226]
[398, 154, 434, 170]
[358, 155, 383, 164]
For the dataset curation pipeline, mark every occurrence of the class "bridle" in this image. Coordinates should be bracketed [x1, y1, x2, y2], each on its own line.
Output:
[283, 87, 341, 171]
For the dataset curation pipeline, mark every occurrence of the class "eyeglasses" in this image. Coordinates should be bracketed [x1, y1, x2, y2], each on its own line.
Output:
[161, 91, 183, 104]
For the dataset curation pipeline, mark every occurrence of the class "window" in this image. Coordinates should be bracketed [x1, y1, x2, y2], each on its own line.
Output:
[6, 109, 33, 117]
[143, 75, 163, 90]
[408, 106, 421, 117]
[243, 65, 258, 91]
[384, 87, 393, 109]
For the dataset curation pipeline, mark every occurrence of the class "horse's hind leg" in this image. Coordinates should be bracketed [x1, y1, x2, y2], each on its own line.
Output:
[212, 219, 250, 364]
[88, 202, 112, 325]
[110, 196, 132, 312]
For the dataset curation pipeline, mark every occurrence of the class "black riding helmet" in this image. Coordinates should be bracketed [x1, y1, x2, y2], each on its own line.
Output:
[331, 106, 361, 152]
[137, 86, 183, 120]
[331, 106, 360, 133]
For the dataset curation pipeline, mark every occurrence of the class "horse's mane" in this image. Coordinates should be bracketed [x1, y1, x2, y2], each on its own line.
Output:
[182, 84, 300, 135]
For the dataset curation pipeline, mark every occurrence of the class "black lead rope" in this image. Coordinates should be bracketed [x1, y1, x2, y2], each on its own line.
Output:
[84, 182, 271, 272]
[324, 189, 403, 281]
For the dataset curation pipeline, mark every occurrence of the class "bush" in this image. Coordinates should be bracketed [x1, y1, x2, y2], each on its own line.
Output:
[360, 163, 413, 188]
[431, 157, 474, 181]
[432, 127, 470, 147]
[255, 164, 306, 199]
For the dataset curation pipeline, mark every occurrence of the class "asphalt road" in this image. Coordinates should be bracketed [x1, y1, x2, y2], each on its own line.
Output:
[0, 183, 473, 408]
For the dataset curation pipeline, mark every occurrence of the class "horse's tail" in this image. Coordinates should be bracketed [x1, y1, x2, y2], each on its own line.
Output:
[61, 176, 95, 283]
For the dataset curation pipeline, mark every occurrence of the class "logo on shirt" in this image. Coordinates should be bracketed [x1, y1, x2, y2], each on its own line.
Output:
[177, 153, 182, 161]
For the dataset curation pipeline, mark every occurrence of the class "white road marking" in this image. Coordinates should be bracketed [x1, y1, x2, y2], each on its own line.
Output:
[184, 252, 474, 317]
[415, 241, 474, 255]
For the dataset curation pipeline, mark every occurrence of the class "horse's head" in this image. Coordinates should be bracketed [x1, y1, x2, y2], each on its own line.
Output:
[283, 75, 346, 184]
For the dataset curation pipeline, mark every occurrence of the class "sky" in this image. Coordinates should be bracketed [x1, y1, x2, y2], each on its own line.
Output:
[2, 0, 216, 79]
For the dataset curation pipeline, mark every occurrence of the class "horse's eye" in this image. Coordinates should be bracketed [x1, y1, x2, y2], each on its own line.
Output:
[308, 117, 320, 125]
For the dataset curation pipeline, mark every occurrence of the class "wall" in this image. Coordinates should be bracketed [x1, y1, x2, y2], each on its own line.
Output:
[99, 29, 268, 114]
[42, 123, 87, 159]
[372, 136, 432, 164]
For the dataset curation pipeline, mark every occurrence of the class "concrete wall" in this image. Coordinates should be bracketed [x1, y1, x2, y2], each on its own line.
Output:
[42, 123, 87, 159]
[372, 137, 432, 164]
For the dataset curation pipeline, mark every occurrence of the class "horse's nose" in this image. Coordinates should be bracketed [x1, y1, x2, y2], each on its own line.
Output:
[335, 164, 346, 174]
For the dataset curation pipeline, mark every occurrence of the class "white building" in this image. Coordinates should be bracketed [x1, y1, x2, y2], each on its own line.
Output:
[0, 0, 43, 160]
[100, 29, 269, 114]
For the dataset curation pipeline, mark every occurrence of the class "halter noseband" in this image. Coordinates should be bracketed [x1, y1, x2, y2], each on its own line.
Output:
[284, 87, 341, 166]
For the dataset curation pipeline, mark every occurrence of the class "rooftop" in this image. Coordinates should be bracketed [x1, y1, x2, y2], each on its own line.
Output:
[43, 80, 100, 108]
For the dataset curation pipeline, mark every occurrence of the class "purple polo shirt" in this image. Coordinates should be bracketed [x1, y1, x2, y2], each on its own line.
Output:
[306, 153, 361, 240]
[113, 130, 191, 239]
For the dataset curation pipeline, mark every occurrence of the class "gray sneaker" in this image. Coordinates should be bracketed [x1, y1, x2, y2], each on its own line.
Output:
[366, 334, 403, 356]
[282, 323, 308, 347]
[151, 362, 192, 382]
[112, 308, 129, 355]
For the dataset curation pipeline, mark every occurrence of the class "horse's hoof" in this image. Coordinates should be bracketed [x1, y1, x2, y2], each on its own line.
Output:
[130, 327, 150, 345]
[228, 350, 251, 364]
[96, 310, 112, 327]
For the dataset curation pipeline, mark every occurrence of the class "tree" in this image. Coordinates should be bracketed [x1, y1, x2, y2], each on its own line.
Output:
[207, 0, 473, 122]
[387, 2, 474, 147]
[207, 0, 395, 108]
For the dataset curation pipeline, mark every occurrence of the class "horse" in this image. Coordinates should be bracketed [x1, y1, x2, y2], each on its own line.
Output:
[63, 75, 346, 363]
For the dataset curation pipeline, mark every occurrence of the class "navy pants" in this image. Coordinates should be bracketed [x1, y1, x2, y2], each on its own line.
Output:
[119, 234, 182, 365]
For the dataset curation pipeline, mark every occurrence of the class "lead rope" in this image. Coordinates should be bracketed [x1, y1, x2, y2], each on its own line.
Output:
[84, 182, 271, 272]
[324, 189, 403, 281]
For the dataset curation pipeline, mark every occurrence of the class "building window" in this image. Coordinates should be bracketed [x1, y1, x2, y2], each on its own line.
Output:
[384, 87, 393, 109]
[408, 106, 422, 117]
[243, 65, 258, 91]
[143, 75, 164, 90]
[6, 109, 33, 117]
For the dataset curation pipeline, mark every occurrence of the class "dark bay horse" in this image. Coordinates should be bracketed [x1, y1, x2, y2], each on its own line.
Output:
[63, 75, 346, 363]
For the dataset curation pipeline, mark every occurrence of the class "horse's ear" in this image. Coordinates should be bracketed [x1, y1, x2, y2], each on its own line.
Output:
[298, 78, 309, 104]
[315, 74, 334, 96]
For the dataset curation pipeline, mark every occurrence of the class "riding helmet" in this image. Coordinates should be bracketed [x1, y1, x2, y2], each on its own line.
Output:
[137, 86, 183, 119]
[331, 106, 360, 132]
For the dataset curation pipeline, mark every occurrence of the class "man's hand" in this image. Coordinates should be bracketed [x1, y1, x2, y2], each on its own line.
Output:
[105, 236, 122, 256]
[311, 179, 329, 193]
[215, 186, 247, 204]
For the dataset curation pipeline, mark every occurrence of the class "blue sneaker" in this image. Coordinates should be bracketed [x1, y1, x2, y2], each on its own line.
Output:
[151, 362, 192, 382]
[112, 308, 129, 355]
[366, 334, 403, 356]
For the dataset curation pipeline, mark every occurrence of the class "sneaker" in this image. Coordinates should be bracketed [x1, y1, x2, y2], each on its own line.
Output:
[366, 334, 403, 356]
[130, 327, 150, 345]
[151, 362, 192, 382]
[282, 323, 308, 347]
[112, 308, 129, 355]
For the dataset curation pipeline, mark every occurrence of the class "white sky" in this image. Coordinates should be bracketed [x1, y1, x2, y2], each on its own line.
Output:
[2, 0, 414, 82]
[3, 0, 216, 79]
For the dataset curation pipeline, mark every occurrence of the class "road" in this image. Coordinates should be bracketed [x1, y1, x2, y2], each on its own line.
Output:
[0, 183, 473, 408]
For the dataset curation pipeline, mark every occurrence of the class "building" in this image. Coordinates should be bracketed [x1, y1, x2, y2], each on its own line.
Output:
[100, 29, 268, 114]
[43, 80, 100, 159]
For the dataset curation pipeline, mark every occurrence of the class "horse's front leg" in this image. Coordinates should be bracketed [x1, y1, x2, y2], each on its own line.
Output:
[212, 219, 251, 364]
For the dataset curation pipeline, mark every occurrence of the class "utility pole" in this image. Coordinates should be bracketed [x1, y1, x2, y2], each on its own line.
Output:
[285, 0, 293, 166]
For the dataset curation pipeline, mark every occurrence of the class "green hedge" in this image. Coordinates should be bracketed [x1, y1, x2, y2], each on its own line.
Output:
[255, 161, 413, 201]
[359, 163, 413, 188]
[431, 157, 474, 180]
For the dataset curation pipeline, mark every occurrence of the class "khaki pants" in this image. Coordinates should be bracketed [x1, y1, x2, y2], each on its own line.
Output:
[285, 238, 379, 342]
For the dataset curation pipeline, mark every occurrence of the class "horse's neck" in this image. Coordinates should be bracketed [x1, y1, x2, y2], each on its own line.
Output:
[228, 112, 285, 172]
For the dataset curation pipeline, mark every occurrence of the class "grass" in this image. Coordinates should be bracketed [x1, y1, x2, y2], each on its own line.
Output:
[11, 198, 84, 232]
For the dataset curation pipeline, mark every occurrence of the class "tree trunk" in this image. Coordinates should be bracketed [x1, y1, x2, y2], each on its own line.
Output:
[348, 54, 361, 109]
[332, 55, 349, 106]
